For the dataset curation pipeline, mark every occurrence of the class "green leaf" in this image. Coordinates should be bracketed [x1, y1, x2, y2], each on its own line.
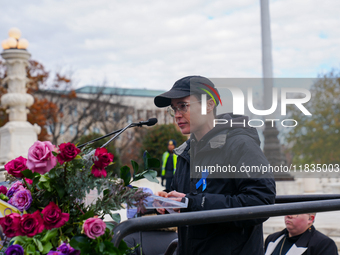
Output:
[103, 241, 119, 254]
[52, 151, 58, 156]
[133, 170, 148, 182]
[64, 227, 74, 234]
[109, 213, 121, 224]
[131, 160, 139, 173]
[33, 238, 44, 252]
[39, 175, 53, 191]
[55, 184, 65, 199]
[12, 235, 30, 244]
[103, 189, 110, 197]
[22, 169, 36, 179]
[99, 242, 105, 252]
[147, 158, 160, 168]
[75, 155, 82, 159]
[0, 193, 9, 201]
[143, 151, 151, 169]
[105, 222, 117, 233]
[32, 176, 40, 187]
[70, 236, 92, 255]
[48, 168, 56, 178]
[42, 241, 53, 254]
[118, 240, 130, 253]
[70, 236, 89, 250]
[143, 170, 159, 184]
[40, 228, 58, 243]
[26, 244, 37, 254]
[78, 210, 95, 221]
[120, 166, 131, 186]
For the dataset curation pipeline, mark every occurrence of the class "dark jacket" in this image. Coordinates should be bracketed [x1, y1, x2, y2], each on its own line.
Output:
[264, 225, 338, 255]
[172, 113, 276, 255]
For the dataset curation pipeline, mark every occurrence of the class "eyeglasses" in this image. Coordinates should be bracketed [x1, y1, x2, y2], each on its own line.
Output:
[167, 101, 201, 117]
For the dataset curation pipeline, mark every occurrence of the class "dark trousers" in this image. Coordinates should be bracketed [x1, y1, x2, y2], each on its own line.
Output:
[165, 177, 173, 191]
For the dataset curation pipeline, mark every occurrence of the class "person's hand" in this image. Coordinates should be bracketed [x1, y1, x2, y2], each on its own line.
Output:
[155, 191, 168, 197]
[155, 191, 168, 214]
[167, 191, 185, 202]
[167, 191, 186, 213]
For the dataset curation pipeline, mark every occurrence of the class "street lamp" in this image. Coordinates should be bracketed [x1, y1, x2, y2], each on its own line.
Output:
[0, 28, 40, 166]
[1, 27, 29, 50]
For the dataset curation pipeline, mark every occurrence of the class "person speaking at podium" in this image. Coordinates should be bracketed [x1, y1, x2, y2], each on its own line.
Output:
[154, 76, 276, 255]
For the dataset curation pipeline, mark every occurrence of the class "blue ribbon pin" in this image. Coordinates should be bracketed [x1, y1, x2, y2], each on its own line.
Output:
[196, 171, 209, 191]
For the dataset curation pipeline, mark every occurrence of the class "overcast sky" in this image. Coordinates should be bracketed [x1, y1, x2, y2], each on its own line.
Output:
[1, 0, 339, 90]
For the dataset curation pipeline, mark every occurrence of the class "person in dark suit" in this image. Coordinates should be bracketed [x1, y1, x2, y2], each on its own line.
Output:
[265, 213, 338, 255]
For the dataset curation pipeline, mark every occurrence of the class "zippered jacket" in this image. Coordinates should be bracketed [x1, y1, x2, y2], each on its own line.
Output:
[172, 113, 276, 255]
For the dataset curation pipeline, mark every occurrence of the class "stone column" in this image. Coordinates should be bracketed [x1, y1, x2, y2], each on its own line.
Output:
[0, 49, 41, 164]
[260, 0, 293, 181]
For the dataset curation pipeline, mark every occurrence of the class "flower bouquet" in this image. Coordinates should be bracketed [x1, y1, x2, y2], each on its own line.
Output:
[0, 141, 159, 255]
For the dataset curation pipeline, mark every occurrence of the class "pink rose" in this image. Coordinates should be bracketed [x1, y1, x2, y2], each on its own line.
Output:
[91, 165, 107, 178]
[4, 156, 27, 178]
[92, 148, 114, 169]
[42, 202, 69, 230]
[83, 217, 106, 239]
[0, 213, 21, 238]
[57, 143, 81, 165]
[18, 210, 45, 237]
[0, 185, 7, 195]
[26, 141, 57, 174]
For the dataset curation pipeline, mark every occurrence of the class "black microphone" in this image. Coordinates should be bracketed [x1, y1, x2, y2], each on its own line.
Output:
[78, 118, 158, 149]
[134, 118, 158, 127]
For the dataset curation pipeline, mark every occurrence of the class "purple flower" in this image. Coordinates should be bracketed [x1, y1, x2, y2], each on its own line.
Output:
[47, 251, 60, 255]
[8, 188, 32, 212]
[57, 243, 70, 254]
[6, 181, 24, 198]
[5, 244, 24, 255]
[57, 243, 80, 255]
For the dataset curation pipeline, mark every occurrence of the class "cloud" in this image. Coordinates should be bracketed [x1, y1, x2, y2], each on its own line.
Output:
[0, 0, 339, 90]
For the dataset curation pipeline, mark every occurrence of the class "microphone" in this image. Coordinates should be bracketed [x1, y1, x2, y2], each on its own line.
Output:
[78, 118, 158, 149]
[133, 118, 158, 127]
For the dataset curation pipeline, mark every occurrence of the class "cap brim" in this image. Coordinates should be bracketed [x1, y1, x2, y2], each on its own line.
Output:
[154, 89, 191, 107]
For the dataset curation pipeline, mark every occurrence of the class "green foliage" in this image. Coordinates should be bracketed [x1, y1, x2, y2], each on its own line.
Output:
[4, 143, 158, 254]
[141, 124, 187, 175]
[12, 229, 59, 255]
[284, 73, 340, 164]
[76, 132, 122, 176]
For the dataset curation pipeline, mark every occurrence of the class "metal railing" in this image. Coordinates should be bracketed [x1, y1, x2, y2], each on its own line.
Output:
[112, 194, 340, 247]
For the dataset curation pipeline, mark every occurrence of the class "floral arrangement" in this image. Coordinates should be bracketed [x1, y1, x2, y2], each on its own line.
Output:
[0, 141, 159, 255]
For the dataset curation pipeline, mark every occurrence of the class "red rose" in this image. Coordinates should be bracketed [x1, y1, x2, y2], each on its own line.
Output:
[0, 185, 7, 195]
[18, 211, 44, 237]
[4, 156, 27, 178]
[91, 165, 107, 178]
[92, 148, 114, 169]
[57, 143, 81, 165]
[42, 202, 69, 230]
[0, 213, 21, 238]
[25, 178, 33, 185]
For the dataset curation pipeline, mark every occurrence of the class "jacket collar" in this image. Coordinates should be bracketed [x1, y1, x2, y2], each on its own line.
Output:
[265, 226, 315, 255]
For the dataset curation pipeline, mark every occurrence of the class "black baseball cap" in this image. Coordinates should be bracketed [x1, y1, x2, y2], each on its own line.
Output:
[154, 75, 219, 107]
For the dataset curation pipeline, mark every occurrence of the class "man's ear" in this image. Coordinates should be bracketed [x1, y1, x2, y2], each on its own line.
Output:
[207, 98, 215, 113]
[309, 214, 315, 224]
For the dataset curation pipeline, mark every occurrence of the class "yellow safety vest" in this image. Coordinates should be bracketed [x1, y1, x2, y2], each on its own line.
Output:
[161, 151, 177, 176]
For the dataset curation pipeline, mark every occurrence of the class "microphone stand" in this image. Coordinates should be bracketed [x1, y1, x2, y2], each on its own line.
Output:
[77, 127, 127, 149]
[100, 122, 133, 148]
[77, 118, 157, 149]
